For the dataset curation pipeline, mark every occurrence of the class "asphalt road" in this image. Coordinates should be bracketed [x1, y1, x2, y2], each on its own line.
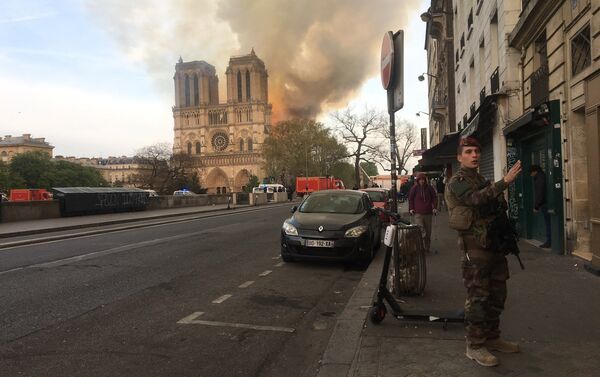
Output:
[0, 206, 368, 377]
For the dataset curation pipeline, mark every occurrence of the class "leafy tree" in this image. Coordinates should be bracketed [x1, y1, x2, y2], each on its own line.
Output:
[244, 175, 260, 192]
[331, 107, 386, 189]
[48, 160, 107, 187]
[9, 151, 53, 188]
[0, 160, 12, 193]
[263, 119, 348, 186]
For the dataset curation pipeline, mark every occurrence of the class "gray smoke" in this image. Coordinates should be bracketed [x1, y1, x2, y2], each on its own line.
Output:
[85, 0, 421, 120]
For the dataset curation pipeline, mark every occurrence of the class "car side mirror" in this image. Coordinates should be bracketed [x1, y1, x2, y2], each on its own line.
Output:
[291, 205, 298, 213]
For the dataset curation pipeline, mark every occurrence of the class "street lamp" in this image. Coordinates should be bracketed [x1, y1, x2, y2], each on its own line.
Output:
[418, 72, 438, 81]
[416, 111, 429, 117]
[420, 9, 453, 22]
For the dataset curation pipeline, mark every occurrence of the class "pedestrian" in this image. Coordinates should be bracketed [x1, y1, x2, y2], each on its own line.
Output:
[408, 172, 438, 253]
[445, 136, 522, 367]
[436, 176, 446, 211]
[530, 165, 551, 248]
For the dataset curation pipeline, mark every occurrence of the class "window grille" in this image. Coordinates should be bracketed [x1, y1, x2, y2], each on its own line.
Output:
[571, 24, 591, 76]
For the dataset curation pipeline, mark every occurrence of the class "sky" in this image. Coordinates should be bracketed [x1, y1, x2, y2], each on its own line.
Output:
[0, 0, 430, 171]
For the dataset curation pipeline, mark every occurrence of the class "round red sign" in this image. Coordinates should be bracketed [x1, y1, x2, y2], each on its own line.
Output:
[381, 31, 395, 90]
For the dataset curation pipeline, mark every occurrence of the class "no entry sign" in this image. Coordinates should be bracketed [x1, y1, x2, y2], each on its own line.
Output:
[381, 31, 395, 90]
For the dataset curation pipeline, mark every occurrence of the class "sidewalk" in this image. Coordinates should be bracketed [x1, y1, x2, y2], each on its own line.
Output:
[318, 204, 600, 377]
[0, 201, 301, 240]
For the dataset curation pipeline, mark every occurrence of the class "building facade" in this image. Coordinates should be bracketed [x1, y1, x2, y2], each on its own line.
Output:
[172, 50, 272, 194]
[0, 134, 54, 162]
[507, 0, 600, 268]
[422, 0, 600, 269]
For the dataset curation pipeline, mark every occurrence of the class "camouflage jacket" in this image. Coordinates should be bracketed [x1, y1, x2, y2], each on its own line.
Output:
[445, 167, 508, 248]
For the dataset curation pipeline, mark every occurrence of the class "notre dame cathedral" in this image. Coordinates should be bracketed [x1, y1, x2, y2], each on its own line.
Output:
[172, 50, 272, 193]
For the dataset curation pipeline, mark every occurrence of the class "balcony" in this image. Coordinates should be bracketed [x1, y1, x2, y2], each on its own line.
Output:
[531, 64, 549, 107]
[490, 67, 500, 94]
[432, 88, 448, 110]
[470, 102, 476, 118]
[480, 87, 486, 105]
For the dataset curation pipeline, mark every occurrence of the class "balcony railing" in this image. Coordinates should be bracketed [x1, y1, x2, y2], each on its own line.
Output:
[490, 67, 500, 94]
[470, 102, 476, 117]
[480, 87, 486, 105]
[531, 64, 549, 107]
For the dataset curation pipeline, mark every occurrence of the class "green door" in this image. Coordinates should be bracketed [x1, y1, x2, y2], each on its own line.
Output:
[522, 132, 549, 243]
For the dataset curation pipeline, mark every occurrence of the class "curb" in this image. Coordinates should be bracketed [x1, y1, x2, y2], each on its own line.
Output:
[316, 245, 384, 377]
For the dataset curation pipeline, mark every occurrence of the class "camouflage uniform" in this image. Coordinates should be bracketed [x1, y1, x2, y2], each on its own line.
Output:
[445, 167, 509, 348]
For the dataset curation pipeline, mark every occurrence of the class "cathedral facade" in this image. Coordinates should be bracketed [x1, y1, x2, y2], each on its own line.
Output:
[172, 50, 272, 193]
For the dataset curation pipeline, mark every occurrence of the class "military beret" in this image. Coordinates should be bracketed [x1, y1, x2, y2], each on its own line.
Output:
[459, 136, 481, 149]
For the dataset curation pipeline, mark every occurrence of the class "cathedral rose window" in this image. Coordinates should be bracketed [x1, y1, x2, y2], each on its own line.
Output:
[212, 132, 229, 151]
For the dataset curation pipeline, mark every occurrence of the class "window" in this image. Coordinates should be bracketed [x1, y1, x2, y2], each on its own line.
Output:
[467, 9, 473, 32]
[194, 74, 199, 105]
[571, 24, 591, 76]
[245, 70, 251, 100]
[184, 75, 190, 107]
[239, 138, 244, 151]
[247, 138, 253, 151]
[237, 71, 242, 101]
[195, 142, 201, 154]
[187, 142, 192, 155]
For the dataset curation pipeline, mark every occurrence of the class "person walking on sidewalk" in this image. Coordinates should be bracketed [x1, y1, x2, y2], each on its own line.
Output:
[436, 176, 447, 211]
[530, 165, 551, 248]
[408, 172, 438, 253]
[445, 136, 522, 367]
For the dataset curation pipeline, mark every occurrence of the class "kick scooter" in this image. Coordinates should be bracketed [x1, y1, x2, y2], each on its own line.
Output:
[369, 208, 464, 329]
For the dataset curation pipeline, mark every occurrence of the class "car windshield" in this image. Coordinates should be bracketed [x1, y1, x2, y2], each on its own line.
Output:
[299, 193, 364, 214]
[366, 191, 386, 202]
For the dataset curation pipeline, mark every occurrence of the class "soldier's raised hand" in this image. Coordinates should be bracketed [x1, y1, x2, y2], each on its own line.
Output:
[503, 160, 522, 185]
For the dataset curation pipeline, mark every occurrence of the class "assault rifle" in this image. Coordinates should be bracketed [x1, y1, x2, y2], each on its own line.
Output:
[479, 182, 525, 270]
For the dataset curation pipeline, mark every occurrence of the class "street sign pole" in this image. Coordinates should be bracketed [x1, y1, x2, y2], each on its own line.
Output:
[381, 30, 403, 214]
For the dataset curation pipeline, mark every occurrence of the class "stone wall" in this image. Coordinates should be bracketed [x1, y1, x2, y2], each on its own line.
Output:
[146, 194, 230, 210]
[1, 200, 61, 222]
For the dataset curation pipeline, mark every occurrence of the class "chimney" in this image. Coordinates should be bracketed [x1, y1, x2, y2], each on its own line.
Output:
[23, 133, 31, 140]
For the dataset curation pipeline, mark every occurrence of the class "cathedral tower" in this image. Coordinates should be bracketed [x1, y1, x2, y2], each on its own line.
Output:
[172, 52, 272, 194]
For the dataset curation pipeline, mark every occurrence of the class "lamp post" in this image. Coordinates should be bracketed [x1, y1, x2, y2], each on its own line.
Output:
[416, 111, 429, 117]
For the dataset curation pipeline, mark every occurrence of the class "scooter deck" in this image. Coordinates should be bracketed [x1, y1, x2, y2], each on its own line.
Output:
[391, 309, 464, 323]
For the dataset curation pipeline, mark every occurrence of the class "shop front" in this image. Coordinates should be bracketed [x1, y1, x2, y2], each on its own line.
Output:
[503, 100, 564, 254]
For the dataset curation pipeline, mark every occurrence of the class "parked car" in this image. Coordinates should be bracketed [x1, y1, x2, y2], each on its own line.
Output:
[144, 189, 159, 197]
[361, 188, 392, 223]
[280, 190, 381, 265]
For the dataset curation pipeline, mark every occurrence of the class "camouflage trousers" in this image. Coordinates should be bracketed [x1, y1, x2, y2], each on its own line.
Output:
[459, 235, 509, 348]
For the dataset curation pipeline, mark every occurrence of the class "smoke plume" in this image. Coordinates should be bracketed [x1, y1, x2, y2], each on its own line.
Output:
[85, 0, 421, 120]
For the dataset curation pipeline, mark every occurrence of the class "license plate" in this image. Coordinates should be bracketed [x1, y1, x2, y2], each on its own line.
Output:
[306, 239, 334, 248]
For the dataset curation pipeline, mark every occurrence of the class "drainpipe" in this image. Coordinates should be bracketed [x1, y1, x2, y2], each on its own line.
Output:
[519, 46, 525, 113]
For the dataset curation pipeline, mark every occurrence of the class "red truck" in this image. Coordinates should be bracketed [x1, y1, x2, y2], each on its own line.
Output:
[9, 189, 52, 201]
[296, 177, 345, 197]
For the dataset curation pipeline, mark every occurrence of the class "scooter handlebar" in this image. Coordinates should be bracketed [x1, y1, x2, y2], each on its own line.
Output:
[375, 207, 412, 226]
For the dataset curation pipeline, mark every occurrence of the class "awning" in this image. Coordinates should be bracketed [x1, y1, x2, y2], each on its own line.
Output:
[503, 103, 551, 136]
[419, 132, 460, 166]
[460, 93, 504, 137]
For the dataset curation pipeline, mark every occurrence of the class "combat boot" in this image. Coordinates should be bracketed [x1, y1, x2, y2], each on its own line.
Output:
[485, 338, 520, 353]
[466, 346, 499, 367]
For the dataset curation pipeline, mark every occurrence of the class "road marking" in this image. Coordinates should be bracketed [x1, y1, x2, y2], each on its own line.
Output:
[271, 256, 280, 260]
[238, 281, 254, 288]
[274, 262, 284, 267]
[212, 294, 232, 304]
[0, 266, 24, 276]
[177, 312, 295, 333]
[259, 270, 272, 277]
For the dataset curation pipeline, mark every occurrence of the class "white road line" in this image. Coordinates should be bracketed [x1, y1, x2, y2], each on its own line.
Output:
[0, 266, 24, 276]
[177, 312, 295, 333]
[212, 294, 232, 304]
[274, 262, 284, 267]
[238, 281, 254, 288]
[259, 270, 272, 277]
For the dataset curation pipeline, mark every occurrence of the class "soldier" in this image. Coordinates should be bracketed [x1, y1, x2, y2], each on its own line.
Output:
[445, 136, 522, 367]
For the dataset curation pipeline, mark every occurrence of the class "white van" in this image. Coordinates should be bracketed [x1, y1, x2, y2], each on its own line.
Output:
[252, 184, 286, 193]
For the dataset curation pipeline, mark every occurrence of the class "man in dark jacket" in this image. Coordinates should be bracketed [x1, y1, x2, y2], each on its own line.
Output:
[530, 165, 551, 248]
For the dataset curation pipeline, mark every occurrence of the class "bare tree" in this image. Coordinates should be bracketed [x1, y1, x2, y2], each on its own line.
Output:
[132, 143, 172, 193]
[375, 119, 418, 176]
[331, 107, 387, 189]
